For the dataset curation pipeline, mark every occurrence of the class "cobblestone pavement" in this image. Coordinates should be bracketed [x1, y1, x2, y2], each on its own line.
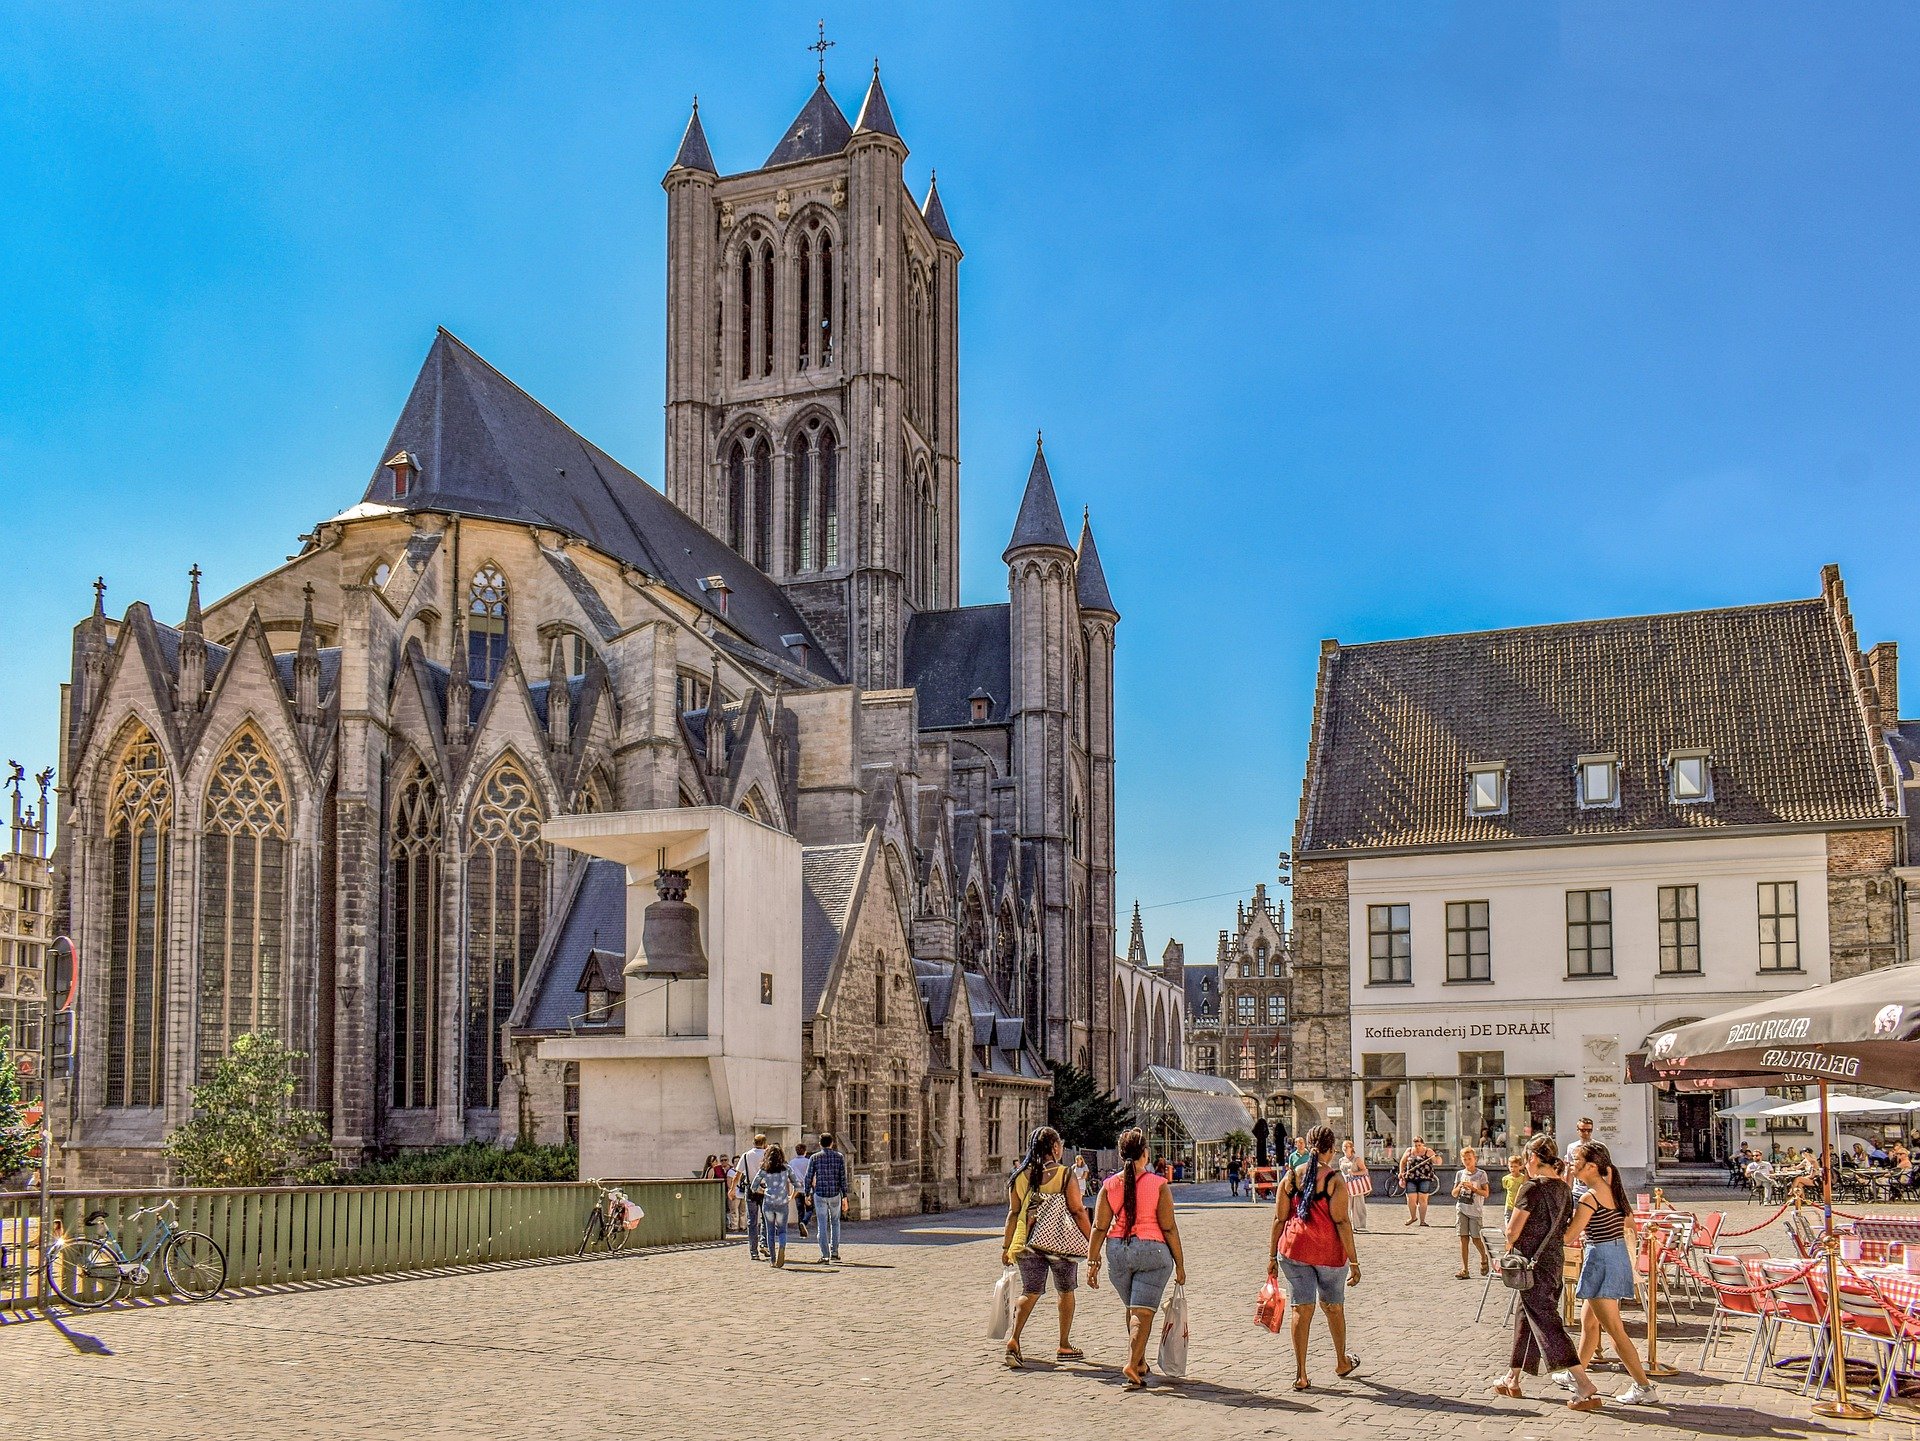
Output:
[5, 1187, 1920, 1439]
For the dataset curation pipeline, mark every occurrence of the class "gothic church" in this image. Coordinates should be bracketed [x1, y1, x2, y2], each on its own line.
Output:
[51, 64, 1121, 1200]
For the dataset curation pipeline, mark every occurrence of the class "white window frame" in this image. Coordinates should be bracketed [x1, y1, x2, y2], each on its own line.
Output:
[1466, 763, 1508, 817]
[1669, 751, 1713, 804]
[1576, 753, 1620, 809]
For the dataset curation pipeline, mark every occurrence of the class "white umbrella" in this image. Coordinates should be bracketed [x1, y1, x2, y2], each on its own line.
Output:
[1717, 1096, 1786, 1119]
[1757, 1093, 1912, 1118]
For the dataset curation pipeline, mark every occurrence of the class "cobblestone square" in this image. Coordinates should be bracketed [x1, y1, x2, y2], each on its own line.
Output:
[5, 1188, 1920, 1440]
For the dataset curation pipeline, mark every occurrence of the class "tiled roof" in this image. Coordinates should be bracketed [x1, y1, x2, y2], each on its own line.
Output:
[360, 330, 840, 682]
[1298, 593, 1897, 853]
[523, 858, 627, 1031]
[801, 842, 866, 1015]
[1182, 963, 1218, 1020]
[903, 604, 1009, 727]
[765, 84, 853, 167]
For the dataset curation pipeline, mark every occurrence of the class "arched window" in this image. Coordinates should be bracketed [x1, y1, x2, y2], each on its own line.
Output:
[738, 246, 753, 380]
[759, 242, 775, 379]
[389, 758, 442, 1110]
[789, 418, 838, 574]
[726, 441, 747, 554]
[819, 424, 839, 568]
[751, 436, 772, 570]
[795, 230, 813, 370]
[819, 230, 835, 365]
[789, 431, 812, 573]
[465, 756, 546, 1110]
[468, 564, 508, 682]
[197, 728, 290, 1081]
[105, 723, 172, 1108]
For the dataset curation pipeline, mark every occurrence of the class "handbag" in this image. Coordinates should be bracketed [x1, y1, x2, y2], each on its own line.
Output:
[1026, 1169, 1090, 1258]
[1498, 1182, 1567, 1291]
[1344, 1165, 1373, 1197]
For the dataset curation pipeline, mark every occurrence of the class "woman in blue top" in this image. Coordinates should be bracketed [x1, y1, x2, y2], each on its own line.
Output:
[758, 1145, 795, 1268]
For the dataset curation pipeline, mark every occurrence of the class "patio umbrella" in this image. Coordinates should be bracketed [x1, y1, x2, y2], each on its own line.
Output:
[1755, 1093, 1913, 1118]
[1643, 963, 1920, 1422]
[1715, 1095, 1786, 1119]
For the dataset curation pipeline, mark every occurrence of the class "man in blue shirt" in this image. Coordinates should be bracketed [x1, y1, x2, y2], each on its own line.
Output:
[807, 1131, 850, 1263]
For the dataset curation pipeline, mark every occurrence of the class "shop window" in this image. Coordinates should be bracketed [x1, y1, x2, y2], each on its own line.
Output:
[1659, 884, 1701, 974]
[1445, 900, 1490, 982]
[1367, 903, 1411, 984]
[1565, 889, 1613, 977]
[1758, 882, 1800, 971]
[1459, 1052, 1508, 1153]
[1361, 1052, 1405, 1164]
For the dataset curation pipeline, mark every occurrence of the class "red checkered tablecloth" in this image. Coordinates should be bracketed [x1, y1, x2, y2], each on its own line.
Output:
[1842, 1264, 1920, 1315]
[1848, 1216, 1920, 1245]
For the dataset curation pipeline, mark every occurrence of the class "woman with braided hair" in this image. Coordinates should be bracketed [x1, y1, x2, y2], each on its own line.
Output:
[1088, 1127, 1186, 1389]
[1269, 1125, 1362, 1392]
[999, 1126, 1091, 1368]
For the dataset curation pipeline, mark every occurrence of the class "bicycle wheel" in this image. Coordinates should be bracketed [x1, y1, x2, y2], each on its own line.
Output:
[163, 1231, 227, 1300]
[577, 1207, 605, 1257]
[45, 1240, 122, 1310]
[606, 1217, 629, 1253]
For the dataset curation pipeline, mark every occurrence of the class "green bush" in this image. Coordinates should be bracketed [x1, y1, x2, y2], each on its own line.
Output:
[331, 1140, 578, 1187]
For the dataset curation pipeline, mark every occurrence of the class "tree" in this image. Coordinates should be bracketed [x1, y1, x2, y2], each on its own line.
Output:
[1223, 1127, 1255, 1159]
[164, 1032, 335, 1187]
[0, 1025, 37, 1180]
[1047, 1062, 1135, 1151]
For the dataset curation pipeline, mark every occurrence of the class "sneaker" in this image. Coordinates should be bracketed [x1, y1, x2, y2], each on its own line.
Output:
[1549, 1370, 1575, 1392]
[1615, 1383, 1660, 1406]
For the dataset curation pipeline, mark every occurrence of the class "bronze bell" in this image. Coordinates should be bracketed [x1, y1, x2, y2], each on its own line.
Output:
[625, 866, 708, 978]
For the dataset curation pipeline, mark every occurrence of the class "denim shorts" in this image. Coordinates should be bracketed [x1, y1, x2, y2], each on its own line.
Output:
[1405, 1178, 1436, 1195]
[1277, 1256, 1348, 1307]
[1106, 1236, 1173, 1310]
[1017, 1248, 1079, 1297]
[1576, 1237, 1635, 1300]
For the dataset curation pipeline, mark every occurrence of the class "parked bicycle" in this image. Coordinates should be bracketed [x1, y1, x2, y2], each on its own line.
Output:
[45, 1199, 228, 1310]
[577, 1180, 643, 1256]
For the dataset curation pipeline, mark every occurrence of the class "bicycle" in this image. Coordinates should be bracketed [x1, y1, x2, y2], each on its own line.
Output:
[45, 1199, 228, 1310]
[576, 1180, 640, 1256]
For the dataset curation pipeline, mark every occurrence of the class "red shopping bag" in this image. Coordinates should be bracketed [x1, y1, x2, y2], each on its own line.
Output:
[1256, 1276, 1288, 1333]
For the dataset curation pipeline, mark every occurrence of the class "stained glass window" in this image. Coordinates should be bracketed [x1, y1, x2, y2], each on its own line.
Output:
[465, 756, 546, 1110]
[106, 724, 172, 1108]
[197, 728, 289, 1081]
[468, 564, 508, 682]
[390, 759, 443, 1109]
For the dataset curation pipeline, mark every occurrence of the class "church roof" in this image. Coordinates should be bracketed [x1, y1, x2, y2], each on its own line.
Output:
[801, 842, 867, 1015]
[521, 857, 628, 1032]
[1075, 513, 1118, 618]
[903, 604, 1009, 728]
[921, 175, 955, 244]
[853, 67, 900, 140]
[670, 102, 716, 174]
[1002, 445, 1073, 560]
[765, 83, 853, 167]
[360, 329, 840, 682]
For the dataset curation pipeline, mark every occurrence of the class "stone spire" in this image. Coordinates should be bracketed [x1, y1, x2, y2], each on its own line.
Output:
[175, 565, 207, 715]
[547, 638, 571, 751]
[81, 577, 109, 717]
[854, 61, 901, 140]
[1126, 900, 1148, 967]
[1002, 435, 1073, 562]
[293, 582, 321, 727]
[445, 610, 470, 747]
[669, 97, 717, 175]
[921, 171, 956, 245]
[1075, 510, 1118, 619]
[703, 656, 729, 778]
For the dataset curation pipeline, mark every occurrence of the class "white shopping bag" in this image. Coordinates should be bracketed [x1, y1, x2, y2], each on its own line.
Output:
[1156, 1282, 1190, 1378]
[987, 1265, 1020, 1340]
[619, 1199, 646, 1231]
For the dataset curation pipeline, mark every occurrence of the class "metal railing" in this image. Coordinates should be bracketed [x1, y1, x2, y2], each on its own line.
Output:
[0, 1176, 724, 1310]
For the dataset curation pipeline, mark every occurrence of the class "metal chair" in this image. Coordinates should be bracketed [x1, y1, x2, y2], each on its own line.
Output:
[1699, 1252, 1781, 1379]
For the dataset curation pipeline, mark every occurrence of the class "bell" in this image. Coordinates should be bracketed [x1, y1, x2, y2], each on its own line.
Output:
[625, 867, 708, 978]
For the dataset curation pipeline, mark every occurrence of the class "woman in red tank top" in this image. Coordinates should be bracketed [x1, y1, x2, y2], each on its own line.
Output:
[1268, 1124, 1362, 1392]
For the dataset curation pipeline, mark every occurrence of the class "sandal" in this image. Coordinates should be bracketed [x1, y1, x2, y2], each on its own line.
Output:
[1491, 1382, 1523, 1399]
[1056, 1346, 1085, 1362]
[1454, 1269, 1469, 1279]
[1568, 1395, 1604, 1412]
[1004, 1343, 1023, 1369]
[1123, 1366, 1148, 1391]
[1337, 1355, 1362, 1379]
[1292, 1378, 1311, 1392]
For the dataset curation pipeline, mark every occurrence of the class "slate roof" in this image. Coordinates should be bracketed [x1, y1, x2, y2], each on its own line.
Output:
[765, 83, 853, 167]
[359, 330, 839, 681]
[1298, 594, 1898, 854]
[801, 842, 866, 1015]
[913, 957, 955, 1027]
[903, 604, 1010, 727]
[670, 103, 716, 173]
[1183, 963, 1219, 1021]
[921, 176, 955, 245]
[1888, 721, 1920, 855]
[523, 858, 627, 1032]
[1075, 514, 1118, 617]
[1002, 447, 1073, 560]
[853, 69, 900, 139]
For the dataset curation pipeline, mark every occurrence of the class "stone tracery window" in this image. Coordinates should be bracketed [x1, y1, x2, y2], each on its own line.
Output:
[389, 758, 443, 1110]
[788, 417, 840, 574]
[106, 724, 173, 1108]
[197, 728, 290, 1081]
[468, 564, 509, 682]
[464, 756, 546, 1110]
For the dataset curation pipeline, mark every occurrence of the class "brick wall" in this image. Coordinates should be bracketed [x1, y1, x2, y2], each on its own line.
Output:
[1828, 828, 1901, 981]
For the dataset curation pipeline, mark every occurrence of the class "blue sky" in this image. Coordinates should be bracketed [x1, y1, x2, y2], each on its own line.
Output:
[4, 4, 1918, 961]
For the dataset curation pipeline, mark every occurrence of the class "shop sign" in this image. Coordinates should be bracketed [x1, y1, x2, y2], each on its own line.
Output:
[1360, 1019, 1554, 1042]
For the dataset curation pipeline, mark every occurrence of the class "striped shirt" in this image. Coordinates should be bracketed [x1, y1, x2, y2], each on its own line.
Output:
[1574, 1183, 1627, 1244]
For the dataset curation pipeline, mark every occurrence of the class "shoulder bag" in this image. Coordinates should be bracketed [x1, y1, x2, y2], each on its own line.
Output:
[1498, 1182, 1568, 1291]
[1027, 1166, 1090, 1258]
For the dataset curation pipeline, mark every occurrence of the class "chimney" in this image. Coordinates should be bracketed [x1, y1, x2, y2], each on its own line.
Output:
[1870, 642, 1899, 724]
[968, 687, 993, 724]
[1161, 938, 1185, 988]
[384, 450, 419, 500]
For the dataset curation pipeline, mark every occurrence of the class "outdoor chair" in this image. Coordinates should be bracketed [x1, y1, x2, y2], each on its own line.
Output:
[1700, 1253, 1781, 1379]
[1807, 1268, 1920, 1413]
[1750, 1263, 1832, 1395]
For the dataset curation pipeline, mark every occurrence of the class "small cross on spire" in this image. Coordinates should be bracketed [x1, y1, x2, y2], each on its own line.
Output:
[809, 20, 835, 83]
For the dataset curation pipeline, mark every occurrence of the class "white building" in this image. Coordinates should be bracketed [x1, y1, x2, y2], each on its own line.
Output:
[1289, 568, 1906, 1188]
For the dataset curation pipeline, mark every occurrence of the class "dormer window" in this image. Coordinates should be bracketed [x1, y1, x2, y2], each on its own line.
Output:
[1577, 754, 1619, 809]
[968, 688, 993, 724]
[384, 449, 418, 499]
[1670, 751, 1712, 804]
[699, 575, 731, 617]
[1466, 763, 1507, 816]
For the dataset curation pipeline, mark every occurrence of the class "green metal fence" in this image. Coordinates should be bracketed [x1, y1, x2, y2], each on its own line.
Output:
[0, 1177, 723, 1310]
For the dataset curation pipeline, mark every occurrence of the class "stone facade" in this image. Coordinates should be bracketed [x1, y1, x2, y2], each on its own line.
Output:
[1111, 902, 1186, 1101]
[1286, 860, 1353, 1131]
[1826, 827, 1902, 981]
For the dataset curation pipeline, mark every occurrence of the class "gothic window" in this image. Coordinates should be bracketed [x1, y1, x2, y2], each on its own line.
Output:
[737, 246, 753, 380]
[389, 758, 442, 1110]
[751, 436, 773, 570]
[789, 431, 812, 573]
[465, 756, 546, 1110]
[962, 891, 987, 970]
[788, 418, 838, 574]
[760, 241, 776, 379]
[796, 231, 812, 369]
[994, 903, 1018, 1013]
[105, 723, 172, 1108]
[820, 424, 839, 568]
[676, 669, 710, 715]
[197, 728, 290, 1082]
[726, 441, 747, 553]
[468, 564, 509, 682]
[818, 230, 834, 365]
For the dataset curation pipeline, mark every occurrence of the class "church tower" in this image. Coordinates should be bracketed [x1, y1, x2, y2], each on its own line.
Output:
[662, 59, 961, 688]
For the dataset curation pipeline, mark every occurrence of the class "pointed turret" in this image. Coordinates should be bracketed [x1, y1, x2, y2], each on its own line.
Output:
[921, 171, 956, 245]
[1075, 510, 1119, 619]
[176, 565, 207, 714]
[293, 583, 321, 727]
[81, 577, 110, 720]
[854, 61, 901, 140]
[547, 638, 571, 751]
[1002, 436, 1074, 562]
[1127, 900, 1148, 968]
[669, 97, 717, 175]
[765, 83, 854, 167]
[703, 657, 729, 777]
[445, 611, 471, 747]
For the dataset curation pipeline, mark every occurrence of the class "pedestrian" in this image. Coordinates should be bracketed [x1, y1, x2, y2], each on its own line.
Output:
[789, 1141, 813, 1239]
[1562, 1118, 1596, 1179]
[1491, 1134, 1602, 1410]
[1087, 1127, 1186, 1390]
[1070, 1150, 1091, 1202]
[1268, 1125, 1362, 1393]
[1398, 1137, 1438, 1226]
[739, 1132, 769, 1261]
[699, 1153, 717, 1181]
[1501, 1154, 1525, 1231]
[1338, 1139, 1371, 1232]
[807, 1130, 850, 1262]
[759, 1144, 794, 1267]
[1227, 1154, 1243, 1198]
[1562, 1140, 1659, 1405]
[1452, 1145, 1492, 1279]
[725, 1152, 747, 1234]
[999, 1126, 1092, 1368]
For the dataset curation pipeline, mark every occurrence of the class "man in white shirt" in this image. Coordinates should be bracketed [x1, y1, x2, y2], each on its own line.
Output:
[789, 1142, 814, 1239]
[739, 1133, 768, 1262]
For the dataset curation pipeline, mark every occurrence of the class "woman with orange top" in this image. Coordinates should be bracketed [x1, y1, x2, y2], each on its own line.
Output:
[1087, 1128, 1186, 1389]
